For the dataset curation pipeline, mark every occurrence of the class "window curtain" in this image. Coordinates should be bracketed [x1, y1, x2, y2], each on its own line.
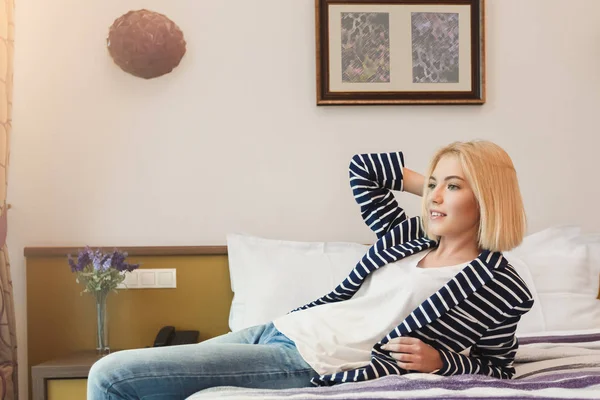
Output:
[0, 0, 18, 399]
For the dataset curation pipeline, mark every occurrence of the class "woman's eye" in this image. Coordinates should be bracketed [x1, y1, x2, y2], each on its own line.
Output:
[427, 183, 436, 189]
[448, 184, 460, 190]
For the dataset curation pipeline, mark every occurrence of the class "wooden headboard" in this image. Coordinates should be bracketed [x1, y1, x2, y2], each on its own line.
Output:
[25, 246, 233, 374]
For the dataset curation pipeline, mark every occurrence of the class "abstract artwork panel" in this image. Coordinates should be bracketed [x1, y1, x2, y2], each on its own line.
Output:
[316, 0, 484, 105]
[341, 12, 390, 83]
[412, 12, 459, 83]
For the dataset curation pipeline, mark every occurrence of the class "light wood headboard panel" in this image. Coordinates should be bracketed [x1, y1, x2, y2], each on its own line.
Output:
[25, 246, 232, 374]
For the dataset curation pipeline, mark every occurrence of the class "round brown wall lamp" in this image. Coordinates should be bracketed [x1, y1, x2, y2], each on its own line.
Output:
[107, 9, 187, 79]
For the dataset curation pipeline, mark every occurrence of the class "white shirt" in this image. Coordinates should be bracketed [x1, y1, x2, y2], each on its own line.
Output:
[273, 250, 466, 375]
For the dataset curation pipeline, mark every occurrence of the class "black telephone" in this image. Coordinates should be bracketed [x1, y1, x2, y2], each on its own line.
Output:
[153, 326, 199, 347]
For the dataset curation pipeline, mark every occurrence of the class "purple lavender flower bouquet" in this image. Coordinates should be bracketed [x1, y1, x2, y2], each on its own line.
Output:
[68, 246, 139, 294]
[68, 246, 139, 353]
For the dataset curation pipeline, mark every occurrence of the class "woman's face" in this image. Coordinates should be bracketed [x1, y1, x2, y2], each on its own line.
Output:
[426, 155, 480, 240]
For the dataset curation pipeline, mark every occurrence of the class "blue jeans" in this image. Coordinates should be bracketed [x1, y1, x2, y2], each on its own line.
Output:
[87, 322, 317, 399]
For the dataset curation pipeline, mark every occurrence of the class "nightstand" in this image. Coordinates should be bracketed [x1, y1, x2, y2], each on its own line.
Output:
[31, 351, 109, 400]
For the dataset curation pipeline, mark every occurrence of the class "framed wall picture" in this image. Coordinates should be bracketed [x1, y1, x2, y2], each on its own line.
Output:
[316, 0, 485, 105]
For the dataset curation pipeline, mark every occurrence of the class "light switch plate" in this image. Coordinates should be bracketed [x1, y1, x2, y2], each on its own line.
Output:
[117, 269, 176, 289]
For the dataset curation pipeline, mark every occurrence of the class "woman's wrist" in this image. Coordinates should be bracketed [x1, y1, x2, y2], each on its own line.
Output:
[403, 168, 425, 197]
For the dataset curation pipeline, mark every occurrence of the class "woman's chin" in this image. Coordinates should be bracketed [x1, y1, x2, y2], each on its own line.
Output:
[430, 227, 455, 239]
[428, 231, 443, 239]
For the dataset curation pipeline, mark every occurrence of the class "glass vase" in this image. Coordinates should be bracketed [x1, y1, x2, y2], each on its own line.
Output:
[95, 292, 110, 355]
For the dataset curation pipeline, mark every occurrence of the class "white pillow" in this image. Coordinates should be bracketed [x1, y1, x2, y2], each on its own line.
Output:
[226, 233, 369, 332]
[501, 254, 547, 335]
[226, 226, 600, 335]
[537, 293, 600, 332]
[505, 225, 600, 335]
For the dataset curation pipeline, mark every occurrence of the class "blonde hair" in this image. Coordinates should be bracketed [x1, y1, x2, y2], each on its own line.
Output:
[421, 140, 527, 252]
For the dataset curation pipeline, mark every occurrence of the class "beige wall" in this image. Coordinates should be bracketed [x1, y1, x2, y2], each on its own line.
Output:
[8, 0, 600, 397]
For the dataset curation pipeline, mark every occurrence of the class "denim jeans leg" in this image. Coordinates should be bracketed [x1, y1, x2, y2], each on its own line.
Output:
[87, 323, 316, 400]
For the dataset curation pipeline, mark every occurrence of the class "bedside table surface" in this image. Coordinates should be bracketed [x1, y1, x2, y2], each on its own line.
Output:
[34, 350, 105, 368]
[31, 351, 119, 400]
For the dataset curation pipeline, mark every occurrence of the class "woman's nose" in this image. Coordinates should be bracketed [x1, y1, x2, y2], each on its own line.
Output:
[430, 187, 443, 204]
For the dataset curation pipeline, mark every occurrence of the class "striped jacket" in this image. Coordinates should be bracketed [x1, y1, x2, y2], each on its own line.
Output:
[292, 152, 534, 386]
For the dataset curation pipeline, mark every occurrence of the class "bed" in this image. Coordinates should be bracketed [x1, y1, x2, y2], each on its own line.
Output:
[188, 330, 600, 399]
[189, 226, 600, 399]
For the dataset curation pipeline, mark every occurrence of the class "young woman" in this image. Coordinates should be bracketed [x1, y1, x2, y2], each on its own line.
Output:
[88, 140, 533, 399]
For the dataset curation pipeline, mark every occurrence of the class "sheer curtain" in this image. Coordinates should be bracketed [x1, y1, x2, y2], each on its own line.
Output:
[0, 0, 18, 398]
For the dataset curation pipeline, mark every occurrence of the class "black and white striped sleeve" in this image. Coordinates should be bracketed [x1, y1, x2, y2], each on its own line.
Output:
[349, 153, 407, 239]
[435, 299, 533, 379]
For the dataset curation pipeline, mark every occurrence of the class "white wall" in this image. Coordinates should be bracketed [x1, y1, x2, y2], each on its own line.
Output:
[8, 0, 600, 397]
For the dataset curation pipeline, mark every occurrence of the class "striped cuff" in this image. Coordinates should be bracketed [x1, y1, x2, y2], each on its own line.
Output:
[433, 348, 454, 376]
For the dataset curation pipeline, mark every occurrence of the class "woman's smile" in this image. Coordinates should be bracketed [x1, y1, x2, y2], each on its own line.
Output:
[430, 210, 447, 221]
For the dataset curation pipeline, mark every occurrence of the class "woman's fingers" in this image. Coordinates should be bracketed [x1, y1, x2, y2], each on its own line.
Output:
[382, 343, 414, 353]
[381, 337, 434, 372]
[382, 337, 421, 354]
[388, 351, 421, 363]
[397, 361, 414, 370]
[386, 337, 421, 346]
